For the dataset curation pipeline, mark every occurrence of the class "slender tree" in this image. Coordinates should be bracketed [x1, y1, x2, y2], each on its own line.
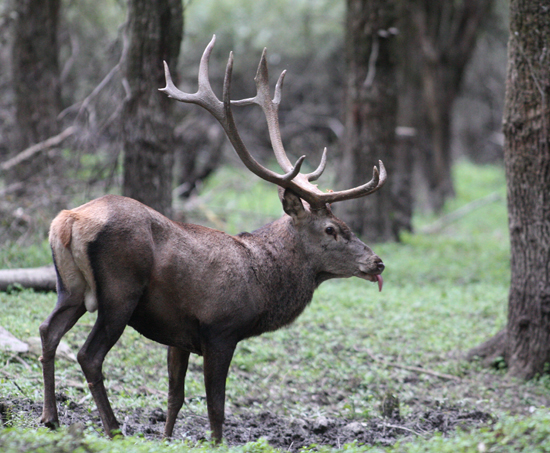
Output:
[468, 0, 550, 380]
[338, 0, 400, 242]
[407, 0, 493, 212]
[121, 0, 183, 217]
[11, 0, 61, 181]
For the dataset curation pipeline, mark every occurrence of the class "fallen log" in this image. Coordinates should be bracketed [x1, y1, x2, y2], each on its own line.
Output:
[0, 266, 57, 292]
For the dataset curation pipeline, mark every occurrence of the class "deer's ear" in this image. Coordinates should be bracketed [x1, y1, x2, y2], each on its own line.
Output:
[281, 189, 308, 222]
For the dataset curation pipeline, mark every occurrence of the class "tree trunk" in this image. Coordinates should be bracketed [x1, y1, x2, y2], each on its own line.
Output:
[408, 0, 493, 212]
[121, 0, 183, 217]
[502, 0, 550, 380]
[468, 0, 550, 380]
[338, 0, 400, 243]
[418, 61, 457, 212]
[11, 0, 61, 182]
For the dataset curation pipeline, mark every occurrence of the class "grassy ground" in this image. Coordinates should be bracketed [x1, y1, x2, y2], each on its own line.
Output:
[2, 161, 550, 452]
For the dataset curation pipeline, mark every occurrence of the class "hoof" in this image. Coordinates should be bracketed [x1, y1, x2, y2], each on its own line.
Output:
[41, 417, 60, 430]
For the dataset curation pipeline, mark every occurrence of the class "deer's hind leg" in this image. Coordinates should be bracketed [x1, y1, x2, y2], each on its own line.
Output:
[76, 274, 148, 437]
[39, 264, 87, 429]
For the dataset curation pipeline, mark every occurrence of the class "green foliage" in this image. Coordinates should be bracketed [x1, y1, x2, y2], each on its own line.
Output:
[180, 165, 283, 235]
[183, 0, 344, 58]
[0, 240, 51, 269]
[389, 410, 550, 453]
[0, 426, 281, 453]
[1, 162, 549, 452]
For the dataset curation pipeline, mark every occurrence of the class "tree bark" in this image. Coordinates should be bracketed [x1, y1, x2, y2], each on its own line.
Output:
[502, 0, 550, 380]
[121, 0, 183, 217]
[338, 0, 400, 243]
[468, 0, 550, 380]
[11, 0, 62, 182]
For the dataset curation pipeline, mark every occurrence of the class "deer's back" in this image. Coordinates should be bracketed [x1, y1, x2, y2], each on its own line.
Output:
[52, 195, 316, 352]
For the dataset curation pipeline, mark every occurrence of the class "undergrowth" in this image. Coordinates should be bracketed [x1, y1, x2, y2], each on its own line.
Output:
[2, 161, 549, 452]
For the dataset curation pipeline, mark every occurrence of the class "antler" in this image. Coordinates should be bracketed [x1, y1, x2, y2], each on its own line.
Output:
[160, 35, 386, 210]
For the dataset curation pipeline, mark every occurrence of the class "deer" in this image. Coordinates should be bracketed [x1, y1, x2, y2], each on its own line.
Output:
[39, 35, 386, 443]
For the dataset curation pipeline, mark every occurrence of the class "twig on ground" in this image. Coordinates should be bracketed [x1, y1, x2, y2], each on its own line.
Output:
[181, 407, 208, 420]
[0, 368, 28, 397]
[77, 393, 92, 405]
[383, 362, 463, 382]
[361, 348, 464, 382]
[420, 192, 503, 234]
[383, 423, 427, 438]
[11, 355, 31, 371]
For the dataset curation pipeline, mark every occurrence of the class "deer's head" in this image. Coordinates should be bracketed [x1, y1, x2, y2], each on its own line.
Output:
[280, 188, 384, 289]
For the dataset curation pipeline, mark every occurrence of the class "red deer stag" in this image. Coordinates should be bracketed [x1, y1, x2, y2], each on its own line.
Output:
[39, 36, 386, 442]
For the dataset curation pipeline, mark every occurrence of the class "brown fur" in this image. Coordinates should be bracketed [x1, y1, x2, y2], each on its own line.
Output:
[40, 37, 388, 442]
[51, 211, 75, 248]
[39, 192, 384, 442]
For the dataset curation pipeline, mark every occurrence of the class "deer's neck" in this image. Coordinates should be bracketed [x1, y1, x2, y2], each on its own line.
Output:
[235, 217, 317, 333]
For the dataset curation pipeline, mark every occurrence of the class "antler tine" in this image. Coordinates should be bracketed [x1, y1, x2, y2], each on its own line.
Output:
[312, 160, 387, 206]
[230, 48, 294, 173]
[198, 35, 217, 93]
[273, 69, 286, 105]
[159, 61, 188, 101]
[160, 35, 224, 121]
[233, 53, 286, 107]
[305, 148, 328, 182]
[222, 51, 234, 109]
[254, 49, 271, 102]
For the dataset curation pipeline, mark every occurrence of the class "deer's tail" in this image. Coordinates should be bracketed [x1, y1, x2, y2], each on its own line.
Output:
[49, 211, 98, 312]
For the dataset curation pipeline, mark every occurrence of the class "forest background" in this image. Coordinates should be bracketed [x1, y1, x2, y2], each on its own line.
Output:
[0, 0, 508, 239]
[2, 0, 550, 452]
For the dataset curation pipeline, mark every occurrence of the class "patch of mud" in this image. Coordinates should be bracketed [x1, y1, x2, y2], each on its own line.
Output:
[2, 396, 493, 451]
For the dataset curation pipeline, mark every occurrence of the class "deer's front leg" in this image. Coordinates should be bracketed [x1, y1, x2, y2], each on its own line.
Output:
[202, 336, 236, 443]
[164, 346, 190, 438]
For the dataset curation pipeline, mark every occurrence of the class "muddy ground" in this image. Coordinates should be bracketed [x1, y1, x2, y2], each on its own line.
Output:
[1, 394, 492, 451]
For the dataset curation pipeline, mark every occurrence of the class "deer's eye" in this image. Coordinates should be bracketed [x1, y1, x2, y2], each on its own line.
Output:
[325, 226, 335, 236]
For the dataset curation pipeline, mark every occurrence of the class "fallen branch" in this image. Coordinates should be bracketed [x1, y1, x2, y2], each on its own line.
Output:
[0, 266, 56, 292]
[362, 348, 463, 382]
[420, 192, 503, 234]
[0, 182, 24, 197]
[0, 126, 78, 172]
[383, 423, 427, 438]
[0, 369, 28, 397]
[382, 361, 463, 382]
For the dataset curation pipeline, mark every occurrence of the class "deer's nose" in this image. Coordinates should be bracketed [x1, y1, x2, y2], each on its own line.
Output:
[376, 260, 385, 273]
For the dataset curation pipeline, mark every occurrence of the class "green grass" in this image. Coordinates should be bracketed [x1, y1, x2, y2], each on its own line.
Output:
[0, 240, 52, 269]
[3, 160, 550, 452]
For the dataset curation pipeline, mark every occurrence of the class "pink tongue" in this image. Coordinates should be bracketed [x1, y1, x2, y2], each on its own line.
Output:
[376, 274, 383, 292]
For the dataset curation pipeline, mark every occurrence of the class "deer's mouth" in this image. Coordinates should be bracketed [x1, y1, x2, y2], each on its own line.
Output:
[370, 274, 383, 292]
[357, 272, 383, 292]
